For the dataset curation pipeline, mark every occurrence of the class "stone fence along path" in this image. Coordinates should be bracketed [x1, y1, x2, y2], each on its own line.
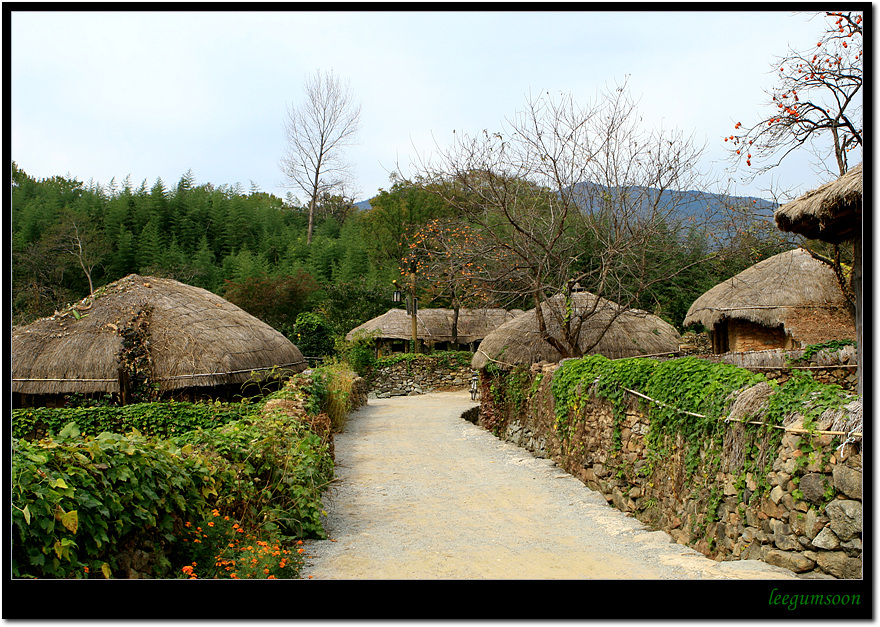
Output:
[300, 391, 796, 580]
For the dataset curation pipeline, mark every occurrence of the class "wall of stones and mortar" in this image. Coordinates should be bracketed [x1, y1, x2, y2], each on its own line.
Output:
[369, 356, 475, 398]
[478, 364, 862, 579]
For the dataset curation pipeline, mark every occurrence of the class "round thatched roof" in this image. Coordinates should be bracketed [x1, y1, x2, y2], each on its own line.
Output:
[12, 274, 307, 396]
[345, 307, 517, 343]
[471, 292, 681, 369]
[683, 248, 854, 339]
[775, 163, 862, 243]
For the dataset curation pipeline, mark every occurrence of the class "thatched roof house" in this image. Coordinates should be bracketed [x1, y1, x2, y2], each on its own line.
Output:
[774, 162, 862, 392]
[345, 307, 518, 353]
[12, 274, 307, 406]
[683, 248, 855, 354]
[775, 162, 862, 243]
[472, 292, 681, 369]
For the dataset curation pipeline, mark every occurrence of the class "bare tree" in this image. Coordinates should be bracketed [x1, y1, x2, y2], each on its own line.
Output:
[280, 69, 362, 244]
[414, 83, 718, 358]
[50, 209, 108, 302]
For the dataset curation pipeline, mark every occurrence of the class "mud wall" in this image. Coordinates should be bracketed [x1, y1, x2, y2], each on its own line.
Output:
[478, 363, 862, 579]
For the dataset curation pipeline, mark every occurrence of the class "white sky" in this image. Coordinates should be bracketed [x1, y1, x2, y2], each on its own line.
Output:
[9, 8, 860, 204]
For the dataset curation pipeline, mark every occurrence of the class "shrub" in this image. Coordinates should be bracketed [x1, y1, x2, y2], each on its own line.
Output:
[293, 311, 336, 358]
[11, 423, 214, 579]
[336, 329, 378, 377]
[173, 405, 334, 540]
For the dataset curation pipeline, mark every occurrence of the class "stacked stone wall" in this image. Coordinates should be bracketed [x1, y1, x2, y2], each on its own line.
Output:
[481, 364, 862, 579]
[370, 355, 475, 398]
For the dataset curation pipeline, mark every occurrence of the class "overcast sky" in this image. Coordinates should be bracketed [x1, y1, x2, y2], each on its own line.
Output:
[10, 8, 857, 204]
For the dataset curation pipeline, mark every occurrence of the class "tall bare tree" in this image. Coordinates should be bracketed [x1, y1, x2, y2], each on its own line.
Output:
[414, 83, 719, 358]
[280, 69, 362, 244]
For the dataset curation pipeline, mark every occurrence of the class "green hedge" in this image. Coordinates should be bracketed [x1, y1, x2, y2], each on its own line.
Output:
[12, 401, 251, 440]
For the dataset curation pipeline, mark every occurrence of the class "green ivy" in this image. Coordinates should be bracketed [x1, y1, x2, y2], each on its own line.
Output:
[791, 339, 857, 364]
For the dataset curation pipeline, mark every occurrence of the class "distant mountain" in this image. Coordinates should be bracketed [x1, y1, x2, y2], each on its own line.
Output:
[567, 182, 777, 221]
[353, 184, 776, 221]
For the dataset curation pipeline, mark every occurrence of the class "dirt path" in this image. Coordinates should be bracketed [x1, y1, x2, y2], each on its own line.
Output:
[300, 390, 796, 580]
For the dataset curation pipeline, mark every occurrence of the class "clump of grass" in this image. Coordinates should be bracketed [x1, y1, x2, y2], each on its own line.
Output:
[317, 361, 357, 432]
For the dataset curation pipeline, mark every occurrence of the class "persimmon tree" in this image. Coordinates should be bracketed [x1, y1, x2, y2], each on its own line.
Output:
[727, 11, 862, 310]
[727, 11, 862, 180]
[414, 83, 719, 358]
[401, 217, 514, 345]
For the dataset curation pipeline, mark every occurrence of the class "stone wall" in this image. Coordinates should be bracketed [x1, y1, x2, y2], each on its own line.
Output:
[479, 363, 863, 579]
[370, 355, 475, 398]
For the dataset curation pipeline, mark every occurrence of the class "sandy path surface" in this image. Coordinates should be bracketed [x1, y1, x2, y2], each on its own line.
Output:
[300, 391, 795, 580]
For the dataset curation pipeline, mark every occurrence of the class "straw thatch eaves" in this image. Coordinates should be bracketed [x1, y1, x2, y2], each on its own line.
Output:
[774, 163, 862, 243]
[12, 274, 307, 397]
[345, 307, 517, 344]
[472, 292, 681, 369]
[683, 248, 855, 348]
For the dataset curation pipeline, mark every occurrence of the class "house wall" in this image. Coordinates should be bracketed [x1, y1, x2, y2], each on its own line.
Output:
[727, 319, 794, 352]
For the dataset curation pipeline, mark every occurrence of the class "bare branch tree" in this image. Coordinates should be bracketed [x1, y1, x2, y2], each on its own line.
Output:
[49, 209, 109, 301]
[280, 69, 362, 244]
[414, 82, 717, 358]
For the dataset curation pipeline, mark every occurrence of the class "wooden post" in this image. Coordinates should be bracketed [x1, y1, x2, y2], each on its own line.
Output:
[118, 367, 131, 406]
[410, 270, 419, 354]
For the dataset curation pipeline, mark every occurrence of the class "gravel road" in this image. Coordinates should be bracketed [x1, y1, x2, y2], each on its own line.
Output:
[300, 390, 796, 580]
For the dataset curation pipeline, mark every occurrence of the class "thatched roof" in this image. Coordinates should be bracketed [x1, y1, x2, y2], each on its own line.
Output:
[774, 163, 862, 243]
[12, 274, 307, 396]
[683, 248, 855, 341]
[345, 307, 517, 344]
[471, 292, 681, 369]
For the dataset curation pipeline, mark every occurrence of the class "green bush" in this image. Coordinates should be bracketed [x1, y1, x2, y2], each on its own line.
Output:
[293, 311, 336, 358]
[12, 401, 250, 441]
[11, 423, 214, 579]
[173, 399, 334, 541]
[12, 367, 352, 579]
[336, 329, 379, 377]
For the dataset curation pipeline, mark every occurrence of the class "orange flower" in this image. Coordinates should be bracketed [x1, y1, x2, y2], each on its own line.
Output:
[83, 566, 89, 574]
[268, 575, 276, 579]
[208, 522, 215, 527]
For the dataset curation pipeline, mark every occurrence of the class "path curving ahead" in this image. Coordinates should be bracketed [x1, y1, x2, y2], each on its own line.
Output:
[300, 390, 796, 580]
